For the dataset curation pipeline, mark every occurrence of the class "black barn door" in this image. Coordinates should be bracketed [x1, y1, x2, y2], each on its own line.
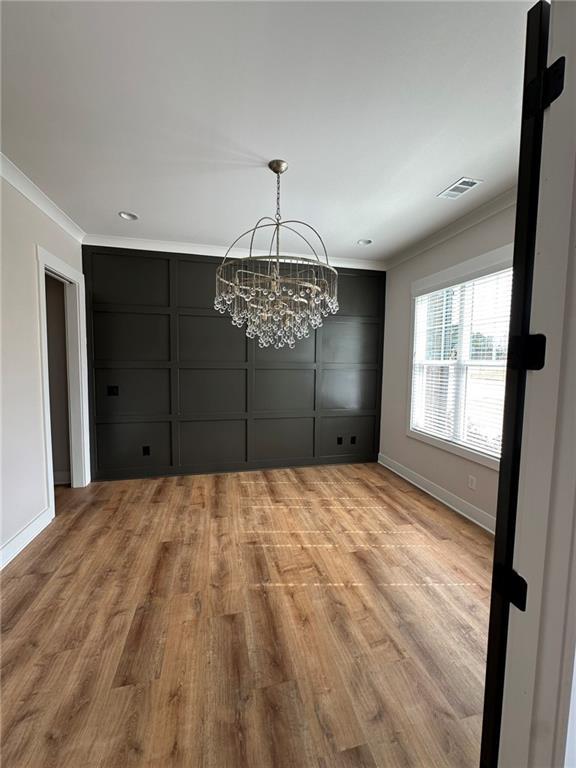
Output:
[480, 2, 565, 765]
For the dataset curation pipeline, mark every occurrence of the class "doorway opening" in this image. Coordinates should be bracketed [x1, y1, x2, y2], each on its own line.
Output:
[45, 273, 71, 497]
[37, 247, 91, 521]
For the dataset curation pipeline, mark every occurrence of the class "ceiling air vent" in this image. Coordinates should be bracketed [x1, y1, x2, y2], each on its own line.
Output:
[437, 177, 483, 199]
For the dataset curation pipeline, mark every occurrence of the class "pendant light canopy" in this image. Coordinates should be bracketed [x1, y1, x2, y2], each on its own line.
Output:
[214, 160, 338, 349]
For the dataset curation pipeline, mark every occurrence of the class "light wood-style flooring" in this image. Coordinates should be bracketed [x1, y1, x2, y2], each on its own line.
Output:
[1, 463, 493, 767]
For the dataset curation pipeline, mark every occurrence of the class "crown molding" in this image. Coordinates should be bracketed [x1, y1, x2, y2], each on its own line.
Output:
[382, 186, 517, 271]
[5, 146, 510, 273]
[0, 151, 386, 271]
[1, 153, 86, 243]
[82, 234, 388, 272]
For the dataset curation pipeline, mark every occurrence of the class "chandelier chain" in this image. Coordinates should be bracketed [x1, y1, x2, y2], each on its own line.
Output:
[275, 172, 281, 222]
[275, 172, 281, 258]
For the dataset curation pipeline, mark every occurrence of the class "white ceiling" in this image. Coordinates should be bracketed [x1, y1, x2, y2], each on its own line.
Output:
[2, 1, 529, 266]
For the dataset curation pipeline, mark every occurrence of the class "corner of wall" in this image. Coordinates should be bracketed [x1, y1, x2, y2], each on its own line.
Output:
[378, 453, 495, 533]
[0, 506, 54, 569]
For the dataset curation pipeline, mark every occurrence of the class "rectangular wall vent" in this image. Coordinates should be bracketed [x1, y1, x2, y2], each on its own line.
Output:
[437, 177, 483, 199]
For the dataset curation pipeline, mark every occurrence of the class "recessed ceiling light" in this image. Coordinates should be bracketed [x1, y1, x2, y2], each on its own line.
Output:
[118, 211, 138, 221]
[357, 239, 373, 246]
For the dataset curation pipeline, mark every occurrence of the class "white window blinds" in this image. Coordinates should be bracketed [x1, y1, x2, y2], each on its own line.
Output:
[410, 267, 513, 460]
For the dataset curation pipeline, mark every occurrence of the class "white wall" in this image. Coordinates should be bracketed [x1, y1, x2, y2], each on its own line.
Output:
[379, 203, 516, 531]
[1, 178, 82, 555]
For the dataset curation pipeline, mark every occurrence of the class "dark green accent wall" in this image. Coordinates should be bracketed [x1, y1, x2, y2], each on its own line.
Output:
[83, 246, 385, 480]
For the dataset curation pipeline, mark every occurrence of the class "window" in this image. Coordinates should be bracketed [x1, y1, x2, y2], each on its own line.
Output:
[410, 267, 513, 462]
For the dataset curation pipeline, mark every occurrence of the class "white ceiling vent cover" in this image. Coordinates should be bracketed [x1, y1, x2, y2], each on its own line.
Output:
[437, 177, 483, 199]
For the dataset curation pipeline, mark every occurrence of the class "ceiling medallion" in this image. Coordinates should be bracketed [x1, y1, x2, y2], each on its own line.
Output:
[214, 160, 338, 349]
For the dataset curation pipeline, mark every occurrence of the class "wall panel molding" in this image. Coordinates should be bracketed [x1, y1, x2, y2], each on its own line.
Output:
[84, 246, 385, 479]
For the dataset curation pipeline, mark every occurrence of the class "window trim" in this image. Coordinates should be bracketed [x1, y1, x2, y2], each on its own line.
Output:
[406, 245, 513, 471]
[410, 243, 513, 298]
[407, 426, 500, 470]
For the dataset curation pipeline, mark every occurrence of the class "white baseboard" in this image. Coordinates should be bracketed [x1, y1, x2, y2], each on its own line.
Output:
[54, 470, 70, 486]
[377, 453, 495, 534]
[0, 506, 54, 569]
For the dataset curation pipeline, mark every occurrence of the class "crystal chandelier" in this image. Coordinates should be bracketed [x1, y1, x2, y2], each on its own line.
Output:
[214, 160, 338, 349]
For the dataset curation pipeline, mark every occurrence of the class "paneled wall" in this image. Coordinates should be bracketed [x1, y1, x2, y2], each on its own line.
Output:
[83, 247, 385, 479]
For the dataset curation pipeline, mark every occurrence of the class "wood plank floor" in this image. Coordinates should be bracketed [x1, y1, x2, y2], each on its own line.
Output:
[1, 463, 493, 767]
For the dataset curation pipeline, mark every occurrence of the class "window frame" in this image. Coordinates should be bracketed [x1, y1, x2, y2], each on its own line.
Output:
[406, 244, 513, 471]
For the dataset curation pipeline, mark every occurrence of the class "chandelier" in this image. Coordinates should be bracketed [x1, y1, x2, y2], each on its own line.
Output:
[214, 160, 338, 349]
